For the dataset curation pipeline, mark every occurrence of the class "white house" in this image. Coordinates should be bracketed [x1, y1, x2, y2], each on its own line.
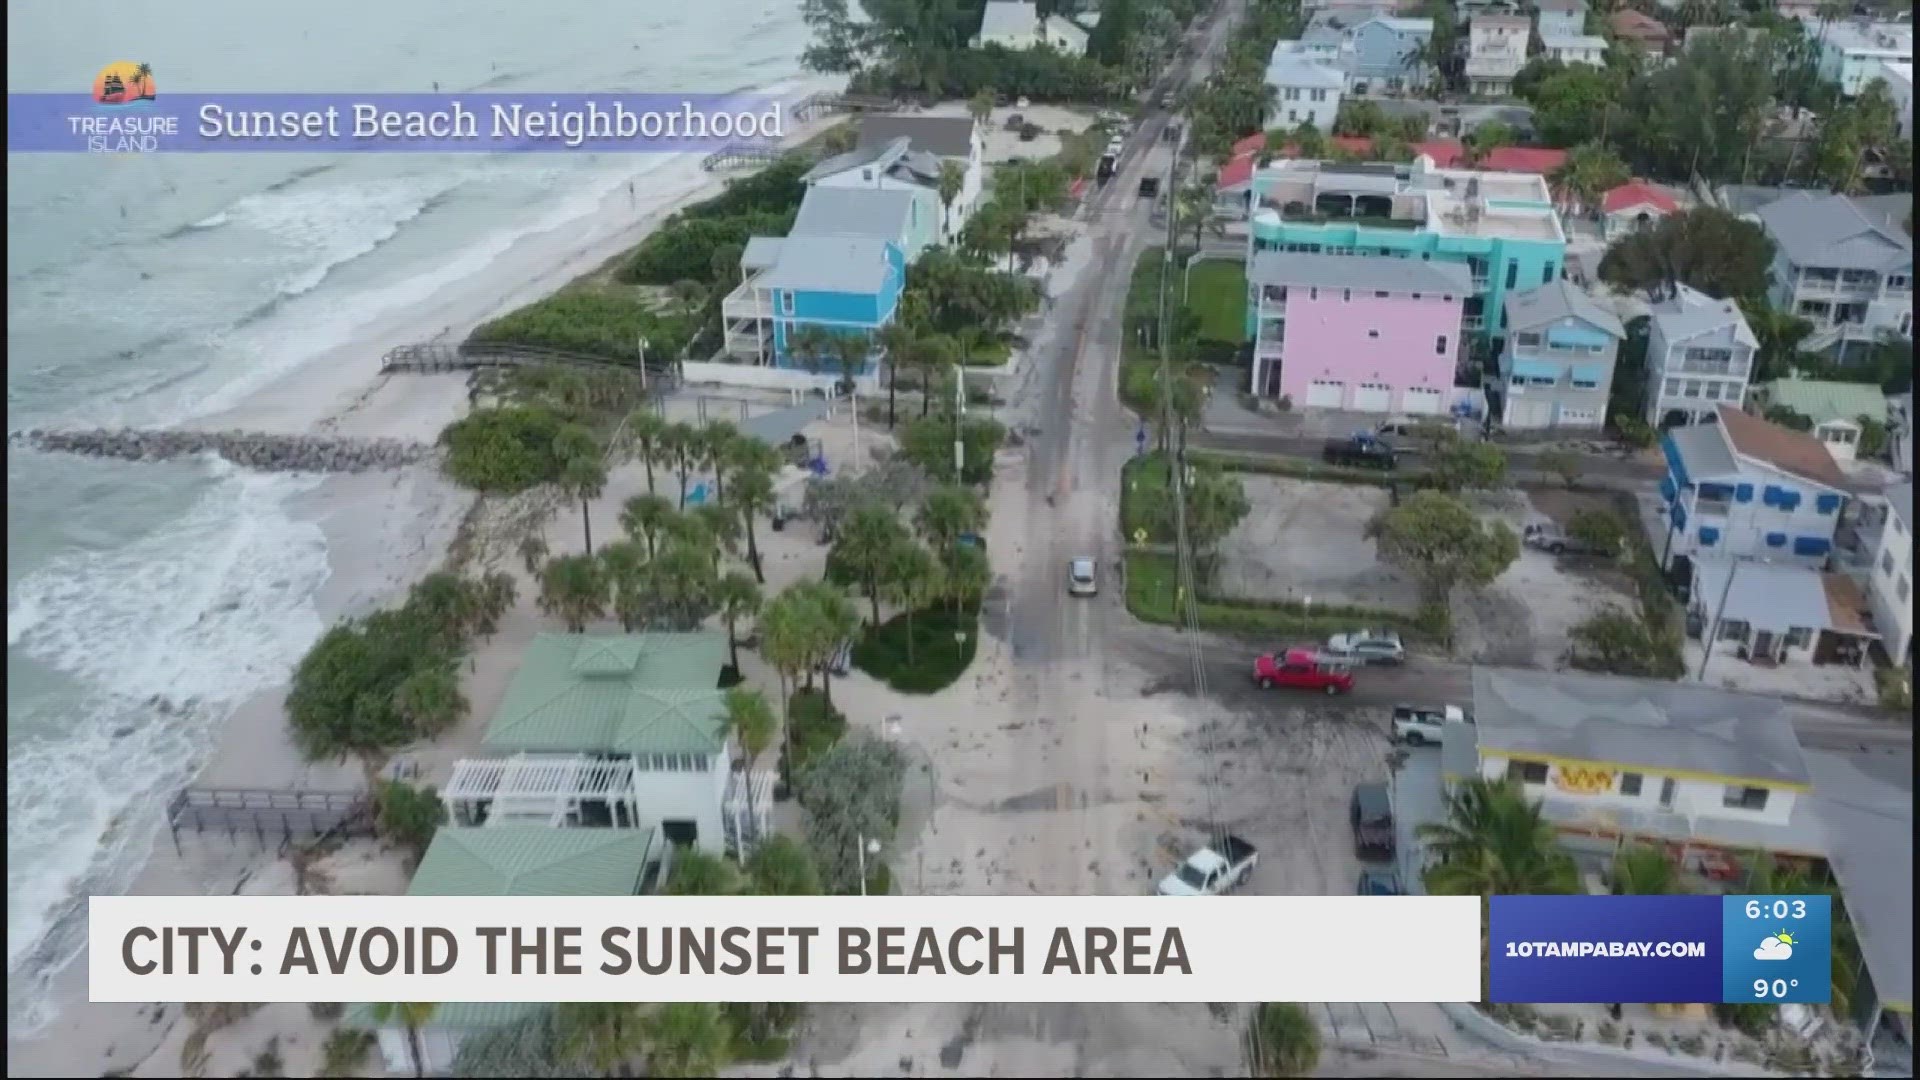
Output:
[1864, 482, 1914, 665]
[1265, 52, 1347, 131]
[1800, 17, 1912, 97]
[1451, 668, 1829, 863]
[1645, 283, 1759, 429]
[1534, 0, 1587, 41]
[1540, 33, 1607, 67]
[1599, 179, 1681, 240]
[974, 0, 1091, 55]
[1465, 13, 1530, 96]
[1749, 191, 1913, 361]
[1658, 404, 1851, 570]
[1882, 59, 1912, 140]
[805, 115, 985, 245]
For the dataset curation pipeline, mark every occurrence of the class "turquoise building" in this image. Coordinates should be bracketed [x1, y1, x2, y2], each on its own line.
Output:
[1243, 157, 1568, 351]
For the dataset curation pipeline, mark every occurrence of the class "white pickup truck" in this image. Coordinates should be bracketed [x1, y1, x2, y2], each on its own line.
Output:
[1391, 703, 1471, 746]
[1156, 835, 1258, 896]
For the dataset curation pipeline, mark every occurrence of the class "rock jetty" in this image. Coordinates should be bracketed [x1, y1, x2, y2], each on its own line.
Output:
[10, 428, 435, 474]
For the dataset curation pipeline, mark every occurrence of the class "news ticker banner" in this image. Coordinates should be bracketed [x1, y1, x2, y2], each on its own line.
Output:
[1489, 894, 1831, 1004]
[93, 896, 1483, 1004]
[9, 90, 789, 154]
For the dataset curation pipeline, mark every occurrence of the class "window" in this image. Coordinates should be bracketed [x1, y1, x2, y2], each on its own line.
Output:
[1785, 626, 1813, 649]
[1620, 772, 1643, 796]
[1542, 264, 1555, 285]
[1436, 334, 1449, 355]
[1411, 292, 1422, 300]
[1722, 786, 1770, 811]
[1900, 575, 1911, 603]
[1664, 378, 1682, 396]
[1309, 287, 1319, 300]
[1880, 550, 1896, 576]
[1516, 332, 1541, 347]
[779, 291, 795, 315]
[1505, 261, 1518, 289]
[1702, 382, 1721, 401]
[1368, 329, 1380, 338]
[1684, 379, 1703, 397]
[1718, 618, 1750, 642]
[1375, 290, 1390, 298]
[1507, 760, 1548, 784]
[1343, 288, 1352, 302]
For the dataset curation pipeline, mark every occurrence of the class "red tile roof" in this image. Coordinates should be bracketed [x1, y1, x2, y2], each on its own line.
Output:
[1216, 150, 1259, 191]
[1715, 404, 1848, 489]
[1413, 139, 1466, 167]
[1482, 146, 1569, 174]
[1601, 180, 1680, 215]
[1610, 9, 1672, 47]
[1233, 132, 1268, 157]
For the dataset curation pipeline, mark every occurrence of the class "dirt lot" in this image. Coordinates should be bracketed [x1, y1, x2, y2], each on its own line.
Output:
[1209, 476, 1639, 669]
[1211, 476, 1421, 613]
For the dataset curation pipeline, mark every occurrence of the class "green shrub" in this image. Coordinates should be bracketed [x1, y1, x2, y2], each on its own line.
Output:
[852, 603, 981, 693]
[1123, 551, 1434, 641]
[439, 405, 569, 493]
[899, 415, 1005, 483]
[468, 286, 690, 362]
[1876, 665, 1912, 713]
[285, 609, 442, 760]
[619, 209, 798, 285]
[786, 689, 847, 777]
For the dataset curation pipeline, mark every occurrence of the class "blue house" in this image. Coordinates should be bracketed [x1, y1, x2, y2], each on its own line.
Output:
[720, 186, 911, 373]
[1658, 404, 1851, 571]
[720, 233, 904, 373]
[1348, 17, 1435, 95]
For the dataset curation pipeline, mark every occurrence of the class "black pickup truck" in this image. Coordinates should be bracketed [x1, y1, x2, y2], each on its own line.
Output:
[1322, 433, 1398, 470]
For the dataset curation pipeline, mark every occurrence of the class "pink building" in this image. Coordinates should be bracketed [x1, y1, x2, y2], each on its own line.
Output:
[1246, 251, 1472, 414]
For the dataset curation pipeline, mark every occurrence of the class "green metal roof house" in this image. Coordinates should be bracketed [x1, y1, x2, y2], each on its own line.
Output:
[352, 827, 668, 1074]
[483, 632, 730, 756]
[448, 630, 768, 858]
[1753, 375, 1889, 463]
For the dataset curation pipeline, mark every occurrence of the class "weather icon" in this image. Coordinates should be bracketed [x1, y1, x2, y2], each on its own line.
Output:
[1754, 931, 1796, 961]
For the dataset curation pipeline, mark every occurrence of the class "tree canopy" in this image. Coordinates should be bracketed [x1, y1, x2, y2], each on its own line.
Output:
[1367, 491, 1519, 608]
[1597, 207, 1775, 300]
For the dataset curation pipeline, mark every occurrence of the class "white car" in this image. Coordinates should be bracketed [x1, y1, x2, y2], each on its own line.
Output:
[1326, 629, 1405, 665]
[1392, 703, 1471, 745]
[1068, 557, 1098, 597]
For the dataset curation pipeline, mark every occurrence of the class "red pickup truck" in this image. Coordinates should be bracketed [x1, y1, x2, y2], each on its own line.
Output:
[1252, 648, 1356, 695]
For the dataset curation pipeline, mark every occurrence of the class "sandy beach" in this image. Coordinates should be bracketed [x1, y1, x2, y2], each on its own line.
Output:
[5, 100, 846, 1077]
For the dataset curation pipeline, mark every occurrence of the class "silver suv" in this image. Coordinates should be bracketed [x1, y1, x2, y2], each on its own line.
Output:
[1068, 557, 1098, 597]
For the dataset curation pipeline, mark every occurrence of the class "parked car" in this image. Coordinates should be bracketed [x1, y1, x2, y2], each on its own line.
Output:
[1325, 629, 1404, 665]
[1068, 556, 1098, 597]
[1522, 522, 1609, 559]
[1357, 868, 1404, 895]
[1351, 782, 1395, 862]
[1391, 703, 1471, 746]
[1252, 648, 1355, 694]
[1156, 835, 1259, 896]
[1322, 433, 1397, 470]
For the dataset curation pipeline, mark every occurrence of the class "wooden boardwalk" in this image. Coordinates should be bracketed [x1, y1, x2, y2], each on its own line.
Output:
[165, 787, 374, 851]
[380, 342, 677, 385]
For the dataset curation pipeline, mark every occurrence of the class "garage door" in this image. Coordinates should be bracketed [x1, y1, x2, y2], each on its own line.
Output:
[1555, 405, 1601, 428]
[1351, 382, 1392, 412]
[1402, 387, 1445, 415]
[1507, 397, 1553, 430]
[1304, 380, 1345, 408]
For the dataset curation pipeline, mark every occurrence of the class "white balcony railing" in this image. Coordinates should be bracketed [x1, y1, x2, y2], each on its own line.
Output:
[721, 278, 771, 322]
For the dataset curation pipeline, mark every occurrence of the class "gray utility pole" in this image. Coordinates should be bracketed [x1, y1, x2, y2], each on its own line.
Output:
[1696, 556, 1747, 683]
[1156, 131, 1182, 479]
[952, 360, 966, 480]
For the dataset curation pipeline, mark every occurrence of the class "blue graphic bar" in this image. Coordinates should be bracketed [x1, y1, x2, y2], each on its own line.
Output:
[7, 94, 789, 154]
[1489, 894, 1832, 1004]
[1490, 895, 1721, 1003]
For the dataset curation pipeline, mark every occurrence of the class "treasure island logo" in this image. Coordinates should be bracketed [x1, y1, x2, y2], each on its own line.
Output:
[93, 61, 157, 106]
[76, 62, 178, 151]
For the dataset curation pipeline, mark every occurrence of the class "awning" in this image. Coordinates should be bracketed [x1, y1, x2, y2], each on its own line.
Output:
[1509, 358, 1559, 381]
[1570, 364, 1606, 385]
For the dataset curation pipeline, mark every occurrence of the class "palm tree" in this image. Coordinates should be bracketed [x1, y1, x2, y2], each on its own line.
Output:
[967, 88, 995, 129]
[916, 484, 987, 549]
[824, 329, 872, 393]
[1249, 1002, 1319, 1077]
[758, 588, 818, 748]
[917, 334, 960, 418]
[1611, 844, 1678, 895]
[699, 423, 739, 506]
[620, 493, 676, 559]
[941, 542, 991, 616]
[670, 278, 708, 322]
[1551, 143, 1631, 218]
[555, 1001, 648, 1077]
[713, 572, 762, 671]
[835, 503, 910, 626]
[1417, 777, 1578, 994]
[876, 321, 919, 430]
[937, 159, 967, 244]
[641, 1002, 735, 1078]
[131, 62, 154, 101]
[667, 850, 742, 895]
[518, 531, 549, 576]
[785, 324, 832, 376]
[554, 426, 607, 555]
[881, 542, 944, 665]
[661, 422, 700, 509]
[796, 581, 858, 710]
[601, 539, 650, 631]
[724, 441, 780, 583]
[369, 1001, 438, 1078]
[692, 503, 741, 572]
[471, 571, 517, 640]
[725, 685, 777, 830]
[537, 554, 607, 631]
[623, 408, 666, 495]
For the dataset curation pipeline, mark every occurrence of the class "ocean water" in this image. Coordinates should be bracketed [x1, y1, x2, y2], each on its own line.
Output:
[4, 0, 816, 1032]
